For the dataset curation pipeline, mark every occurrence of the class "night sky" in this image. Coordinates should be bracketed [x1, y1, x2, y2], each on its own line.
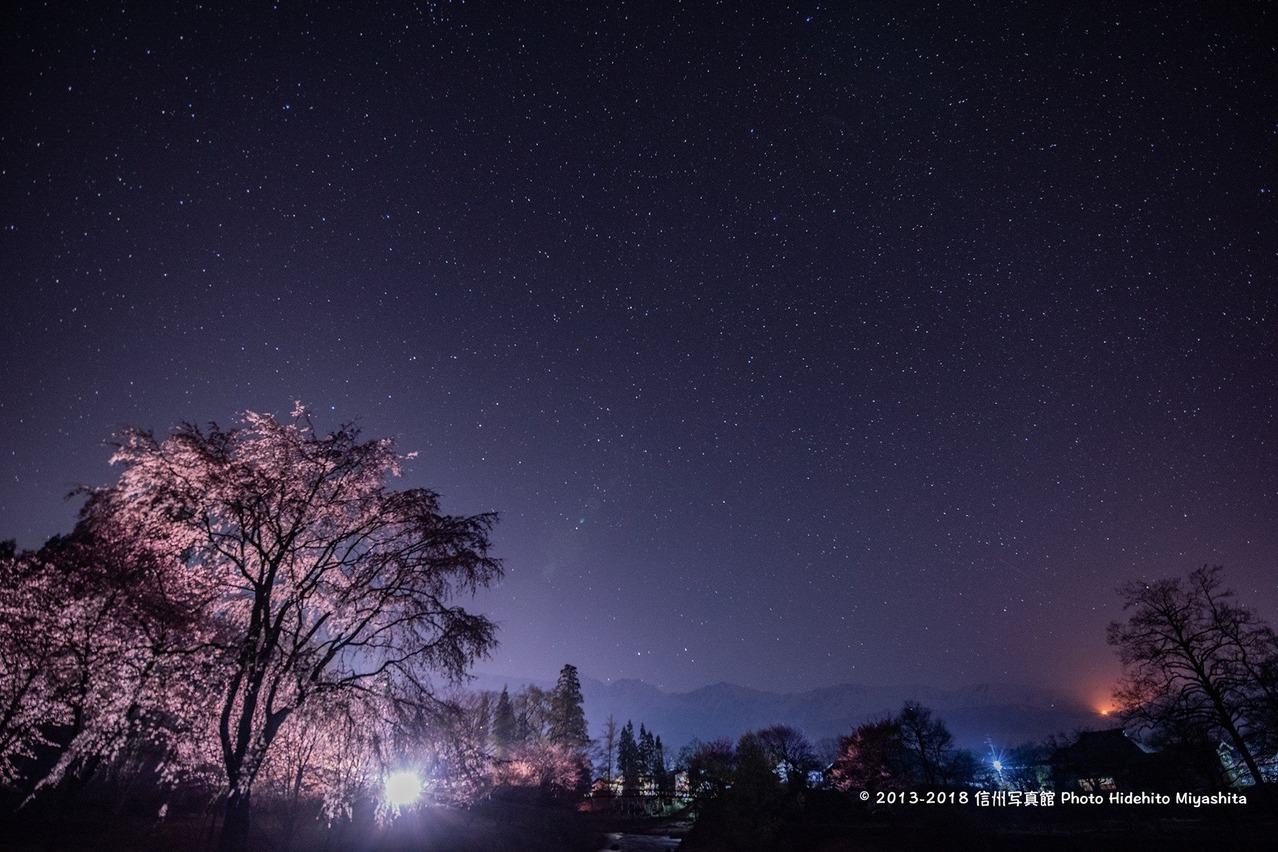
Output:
[3, 1, 1275, 708]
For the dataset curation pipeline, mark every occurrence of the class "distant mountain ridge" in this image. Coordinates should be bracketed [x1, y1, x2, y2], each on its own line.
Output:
[466, 673, 1107, 752]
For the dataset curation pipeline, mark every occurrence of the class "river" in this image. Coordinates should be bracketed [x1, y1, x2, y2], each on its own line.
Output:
[596, 831, 683, 851]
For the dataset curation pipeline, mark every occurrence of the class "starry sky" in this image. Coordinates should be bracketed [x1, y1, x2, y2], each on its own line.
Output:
[2, 1, 1275, 706]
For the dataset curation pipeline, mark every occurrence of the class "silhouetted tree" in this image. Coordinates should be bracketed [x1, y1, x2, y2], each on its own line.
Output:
[651, 734, 669, 793]
[720, 731, 786, 847]
[1255, 650, 1278, 762]
[756, 724, 820, 792]
[637, 724, 654, 789]
[1108, 565, 1278, 790]
[548, 664, 588, 750]
[897, 701, 955, 787]
[682, 738, 735, 807]
[681, 729, 814, 851]
[617, 721, 639, 795]
[830, 704, 963, 793]
[493, 686, 517, 755]
[996, 739, 1056, 791]
[599, 714, 618, 787]
[514, 685, 551, 745]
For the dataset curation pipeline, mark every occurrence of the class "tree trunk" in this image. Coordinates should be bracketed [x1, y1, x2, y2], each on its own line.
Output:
[218, 787, 252, 852]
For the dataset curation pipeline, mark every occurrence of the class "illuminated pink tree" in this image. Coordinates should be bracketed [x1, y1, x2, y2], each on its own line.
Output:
[0, 543, 75, 789]
[0, 510, 213, 797]
[98, 404, 501, 851]
[829, 719, 905, 794]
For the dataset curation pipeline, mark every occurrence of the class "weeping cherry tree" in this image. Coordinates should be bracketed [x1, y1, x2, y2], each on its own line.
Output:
[98, 404, 501, 851]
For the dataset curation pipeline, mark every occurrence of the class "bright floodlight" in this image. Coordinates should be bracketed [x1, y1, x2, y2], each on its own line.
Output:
[384, 771, 423, 808]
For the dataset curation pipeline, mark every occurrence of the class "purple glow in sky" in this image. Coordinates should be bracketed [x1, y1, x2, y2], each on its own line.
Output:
[2, 2, 1274, 705]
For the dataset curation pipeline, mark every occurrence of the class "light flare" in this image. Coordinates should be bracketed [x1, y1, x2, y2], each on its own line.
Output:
[383, 771, 423, 808]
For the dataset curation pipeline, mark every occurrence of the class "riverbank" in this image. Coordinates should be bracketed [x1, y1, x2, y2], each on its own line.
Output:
[591, 813, 692, 851]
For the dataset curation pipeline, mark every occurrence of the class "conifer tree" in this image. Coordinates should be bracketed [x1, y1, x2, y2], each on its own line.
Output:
[493, 686, 516, 754]
[653, 734, 668, 792]
[548, 664, 589, 750]
[617, 720, 639, 795]
[638, 724, 655, 788]
[600, 714, 618, 786]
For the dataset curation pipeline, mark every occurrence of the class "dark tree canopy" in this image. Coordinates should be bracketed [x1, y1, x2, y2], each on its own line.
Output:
[755, 724, 820, 791]
[830, 718, 906, 794]
[829, 702, 964, 793]
[677, 727, 815, 851]
[1108, 565, 1278, 791]
[682, 738, 736, 805]
[896, 701, 955, 787]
